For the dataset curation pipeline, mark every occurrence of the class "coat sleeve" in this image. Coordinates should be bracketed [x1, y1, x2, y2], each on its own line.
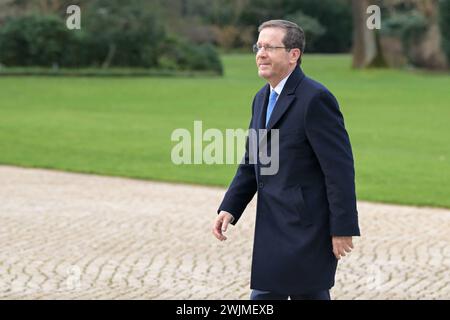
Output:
[217, 98, 258, 225]
[305, 90, 360, 236]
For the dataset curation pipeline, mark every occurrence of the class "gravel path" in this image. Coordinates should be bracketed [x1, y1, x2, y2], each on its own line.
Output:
[0, 165, 448, 299]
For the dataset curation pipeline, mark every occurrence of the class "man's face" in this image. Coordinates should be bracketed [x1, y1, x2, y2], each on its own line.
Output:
[256, 27, 293, 84]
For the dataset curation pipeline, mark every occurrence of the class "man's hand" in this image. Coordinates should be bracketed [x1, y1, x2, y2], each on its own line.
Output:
[332, 236, 354, 260]
[212, 211, 235, 241]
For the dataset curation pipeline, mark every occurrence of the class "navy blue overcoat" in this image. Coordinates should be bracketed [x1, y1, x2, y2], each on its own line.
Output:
[218, 66, 360, 294]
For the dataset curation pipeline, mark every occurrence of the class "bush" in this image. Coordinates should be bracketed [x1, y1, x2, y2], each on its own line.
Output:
[159, 37, 223, 74]
[0, 13, 223, 74]
[60, 30, 94, 67]
[0, 15, 74, 67]
[439, 0, 450, 61]
[82, 2, 166, 68]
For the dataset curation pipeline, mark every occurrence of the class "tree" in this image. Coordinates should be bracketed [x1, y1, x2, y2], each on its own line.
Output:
[351, 0, 386, 68]
[353, 0, 448, 70]
[408, 0, 448, 69]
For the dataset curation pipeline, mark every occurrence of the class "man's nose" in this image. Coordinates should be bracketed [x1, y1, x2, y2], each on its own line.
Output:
[256, 49, 267, 59]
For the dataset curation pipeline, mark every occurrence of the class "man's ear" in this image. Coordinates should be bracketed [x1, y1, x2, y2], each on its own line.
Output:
[290, 48, 301, 64]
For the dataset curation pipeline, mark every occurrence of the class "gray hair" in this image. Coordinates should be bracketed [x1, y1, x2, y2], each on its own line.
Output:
[258, 19, 305, 65]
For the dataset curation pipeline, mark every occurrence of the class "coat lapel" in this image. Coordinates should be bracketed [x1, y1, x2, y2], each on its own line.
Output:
[266, 66, 305, 130]
[256, 84, 270, 131]
[255, 66, 305, 144]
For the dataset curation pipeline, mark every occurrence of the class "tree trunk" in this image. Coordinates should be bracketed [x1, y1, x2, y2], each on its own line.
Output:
[352, 0, 385, 68]
[409, 0, 448, 69]
[102, 43, 117, 69]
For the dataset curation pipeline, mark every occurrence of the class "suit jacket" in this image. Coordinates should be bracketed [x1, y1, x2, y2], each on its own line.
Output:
[218, 66, 360, 294]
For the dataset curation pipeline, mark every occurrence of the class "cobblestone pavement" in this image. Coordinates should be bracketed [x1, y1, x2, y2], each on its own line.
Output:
[0, 165, 449, 300]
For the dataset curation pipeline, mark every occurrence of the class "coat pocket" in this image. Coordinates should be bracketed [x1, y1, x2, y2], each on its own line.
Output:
[291, 185, 313, 226]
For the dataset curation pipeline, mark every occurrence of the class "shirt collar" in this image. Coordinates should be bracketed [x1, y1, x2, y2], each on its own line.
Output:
[270, 70, 294, 96]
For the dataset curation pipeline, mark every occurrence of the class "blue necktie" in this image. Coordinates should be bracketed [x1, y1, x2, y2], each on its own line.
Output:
[265, 90, 279, 127]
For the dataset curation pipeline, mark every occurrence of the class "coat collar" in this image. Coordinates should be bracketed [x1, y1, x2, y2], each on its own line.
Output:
[256, 66, 305, 131]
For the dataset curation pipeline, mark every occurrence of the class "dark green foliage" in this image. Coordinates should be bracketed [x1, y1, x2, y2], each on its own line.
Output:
[439, 0, 450, 61]
[284, 11, 326, 52]
[0, 15, 74, 67]
[159, 37, 223, 74]
[381, 10, 427, 43]
[239, 0, 352, 53]
[0, 2, 223, 73]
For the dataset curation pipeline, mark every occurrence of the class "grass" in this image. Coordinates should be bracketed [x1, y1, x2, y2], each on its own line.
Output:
[0, 54, 449, 208]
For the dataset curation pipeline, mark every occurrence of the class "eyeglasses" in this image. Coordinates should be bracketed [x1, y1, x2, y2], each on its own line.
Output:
[253, 44, 290, 53]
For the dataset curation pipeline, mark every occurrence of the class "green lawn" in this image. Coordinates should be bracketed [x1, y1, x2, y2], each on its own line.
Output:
[0, 54, 449, 208]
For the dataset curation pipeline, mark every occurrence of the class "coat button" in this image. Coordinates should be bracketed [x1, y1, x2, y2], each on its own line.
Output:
[259, 182, 264, 189]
